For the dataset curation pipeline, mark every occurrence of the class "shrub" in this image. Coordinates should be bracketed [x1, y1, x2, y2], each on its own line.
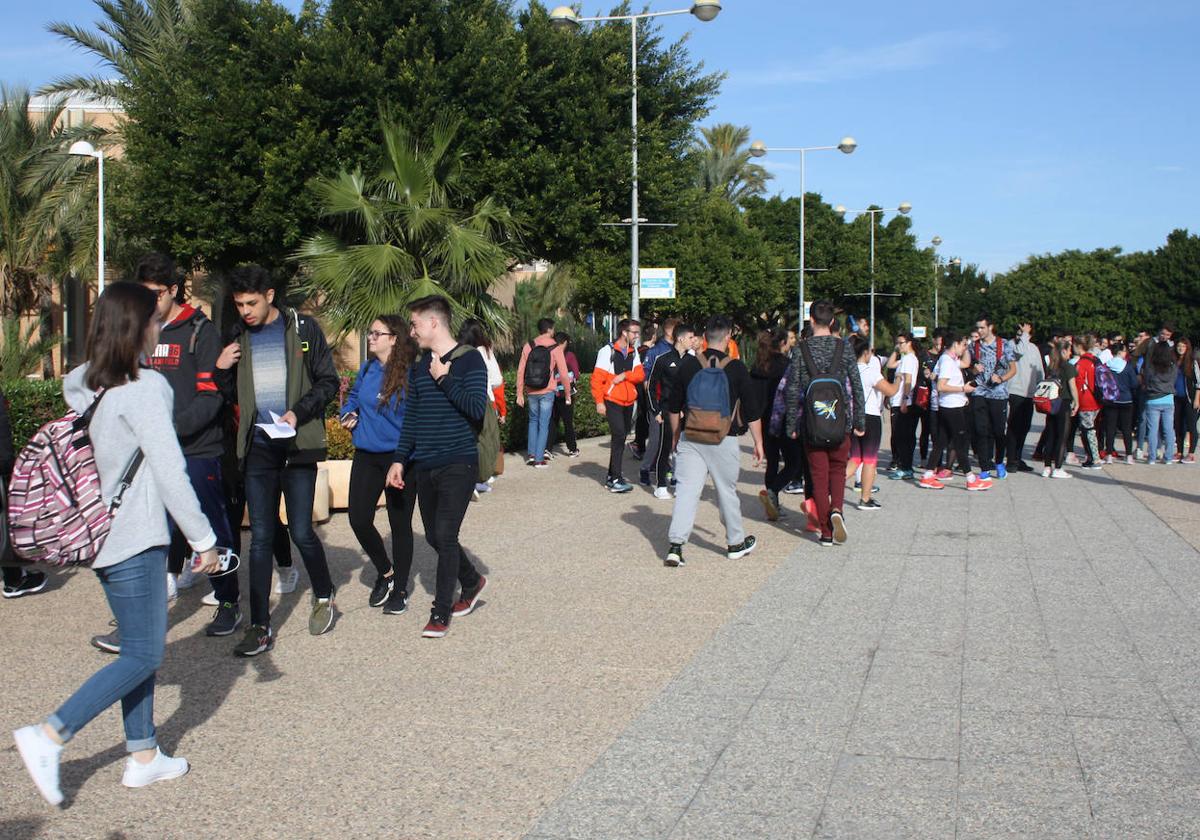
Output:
[499, 372, 608, 452]
[2, 379, 68, 450]
[325, 417, 355, 460]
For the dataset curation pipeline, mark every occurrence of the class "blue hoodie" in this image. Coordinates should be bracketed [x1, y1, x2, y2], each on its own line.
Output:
[342, 358, 406, 453]
[1106, 356, 1137, 404]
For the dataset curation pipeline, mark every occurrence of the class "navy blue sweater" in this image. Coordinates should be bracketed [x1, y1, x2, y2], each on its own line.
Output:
[393, 345, 487, 469]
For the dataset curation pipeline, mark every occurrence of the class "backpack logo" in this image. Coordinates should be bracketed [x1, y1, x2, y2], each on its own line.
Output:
[814, 398, 838, 420]
[800, 340, 849, 448]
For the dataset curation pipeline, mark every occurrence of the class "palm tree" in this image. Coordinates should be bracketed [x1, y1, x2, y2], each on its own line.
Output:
[692, 123, 773, 206]
[295, 117, 525, 339]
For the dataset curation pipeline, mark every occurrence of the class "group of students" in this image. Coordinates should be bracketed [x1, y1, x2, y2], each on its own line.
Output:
[9, 261, 491, 806]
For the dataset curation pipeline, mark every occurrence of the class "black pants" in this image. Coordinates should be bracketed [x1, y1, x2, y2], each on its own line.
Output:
[918, 407, 933, 461]
[1, 566, 25, 587]
[970, 396, 1008, 471]
[1104, 403, 1134, 456]
[605, 401, 633, 480]
[225, 472, 293, 568]
[1006, 394, 1035, 467]
[414, 462, 482, 620]
[1043, 410, 1070, 469]
[547, 392, 577, 452]
[890, 406, 918, 471]
[1175, 396, 1198, 455]
[764, 432, 802, 493]
[929, 406, 972, 474]
[649, 411, 674, 488]
[633, 383, 650, 451]
[348, 450, 417, 583]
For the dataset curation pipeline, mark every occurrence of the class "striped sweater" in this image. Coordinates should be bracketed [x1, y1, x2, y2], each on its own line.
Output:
[393, 345, 487, 469]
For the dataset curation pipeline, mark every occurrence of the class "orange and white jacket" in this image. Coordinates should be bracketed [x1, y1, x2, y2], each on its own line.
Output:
[592, 340, 645, 407]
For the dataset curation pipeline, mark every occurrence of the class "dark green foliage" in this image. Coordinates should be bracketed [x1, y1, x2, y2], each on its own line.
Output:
[3, 379, 68, 450]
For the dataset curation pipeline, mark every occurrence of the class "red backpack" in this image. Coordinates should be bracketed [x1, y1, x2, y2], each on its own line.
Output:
[6, 391, 143, 567]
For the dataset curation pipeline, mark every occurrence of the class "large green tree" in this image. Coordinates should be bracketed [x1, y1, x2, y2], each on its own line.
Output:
[691, 123, 771, 206]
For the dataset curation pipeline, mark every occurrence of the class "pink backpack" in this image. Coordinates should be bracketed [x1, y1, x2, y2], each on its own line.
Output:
[6, 391, 143, 567]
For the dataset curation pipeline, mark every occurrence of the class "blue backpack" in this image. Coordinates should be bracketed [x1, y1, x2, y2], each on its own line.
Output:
[683, 356, 738, 444]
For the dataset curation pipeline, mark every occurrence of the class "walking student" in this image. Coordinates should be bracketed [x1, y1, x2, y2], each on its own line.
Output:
[664, 316, 762, 567]
[215, 265, 339, 656]
[516, 317, 571, 469]
[784, 301, 866, 546]
[751, 327, 799, 520]
[13, 283, 221, 806]
[1, 389, 47, 600]
[592, 319, 644, 493]
[643, 323, 694, 499]
[547, 331, 581, 457]
[342, 315, 418, 615]
[969, 314, 1016, 479]
[849, 335, 899, 509]
[386, 295, 488, 639]
[920, 332, 990, 490]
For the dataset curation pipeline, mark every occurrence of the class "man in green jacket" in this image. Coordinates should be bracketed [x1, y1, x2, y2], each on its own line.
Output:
[215, 265, 339, 656]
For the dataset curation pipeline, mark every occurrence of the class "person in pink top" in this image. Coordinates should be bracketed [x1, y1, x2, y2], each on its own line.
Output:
[516, 318, 572, 468]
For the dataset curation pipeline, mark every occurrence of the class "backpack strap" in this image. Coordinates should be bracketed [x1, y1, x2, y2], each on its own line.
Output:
[108, 450, 145, 514]
[829, 340, 846, 378]
[799, 342, 819, 381]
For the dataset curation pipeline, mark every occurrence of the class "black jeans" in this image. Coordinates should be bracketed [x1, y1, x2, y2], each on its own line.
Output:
[547, 392, 577, 452]
[1043, 410, 1070, 469]
[930, 406, 972, 474]
[970, 396, 1008, 471]
[764, 432, 802, 493]
[1006, 394, 1035, 467]
[1104, 403, 1134, 456]
[414, 462, 482, 620]
[167, 456, 239, 605]
[890, 406, 918, 471]
[1175, 396, 1198, 455]
[633, 383, 650, 451]
[605, 401, 633, 480]
[243, 437, 334, 627]
[348, 450, 417, 583]
[918, 407, 933, 461]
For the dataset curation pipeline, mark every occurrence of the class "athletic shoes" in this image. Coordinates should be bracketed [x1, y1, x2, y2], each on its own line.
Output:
[1081, 461, 1102, 470]
[422, 615, 450, 638]
[607, 477, 634, 493]
[857, 498, 882, 510]
[935, 469, 954, 480]
[665, 543, 685, 567]
[727, 536, 758, 559]
[1125, 455, 1135, 465]
[918, 474, 945, 490]
[803, 497, 820, 532]
[233, 624, 273, 657]
[566, 449, 581, 458]
[2, 570, 47, 599]
[275, 566, 300, 594]
[818, 537, 834, 547]
[759, 489, 780, 522]
[995, 464, 1008, 479]
[967, 475, 993, 491]
[853, 481, 880, 492]
[369, 575, 394, 608]
[308, 590, 336, 635]
[830, 511, 848, 544]
[1051, 469, 1072, 479]
[888, 470, 914, 481]
[121, 748, 189, 789]
[782, 481, 805, 495]
[653, 486, 672, 500]
[383, 588, 409, 615]
[533, 461, 550, 470]
[91, 627, 120, 654]
[1042, 467, 1052, 478]
[205, 602, 242, 637]
[452, 576, 487, 617]
[639, 469, 653, 486]
[201, 590, 219, 607]
[1015, 461, 1035, 472]
[13, 725, 63, 806]
[979, 470, 992, 481]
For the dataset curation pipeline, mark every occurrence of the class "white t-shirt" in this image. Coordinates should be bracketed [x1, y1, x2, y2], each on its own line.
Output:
[478, 346, 503, 398]
[858, 360, 884, 416]
[889, 352, 919, 408]
[935, 352, 967, 409]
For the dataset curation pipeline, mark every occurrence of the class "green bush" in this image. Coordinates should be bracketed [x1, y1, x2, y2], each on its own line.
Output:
[498, 372, 607, 452]
[2, 379, 68, 450]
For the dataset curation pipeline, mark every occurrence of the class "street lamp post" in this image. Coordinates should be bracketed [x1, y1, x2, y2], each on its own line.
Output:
[835, 202, 911, 351]
[931, 235, 942, 328]
[551, 2, 721, 322]
[748, 136, 856, 325]
[68, 140, 106, 293]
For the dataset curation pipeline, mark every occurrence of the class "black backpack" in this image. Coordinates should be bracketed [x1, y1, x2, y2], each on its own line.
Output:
[800, 340, 848, 448]
[523, 341, 553, 390]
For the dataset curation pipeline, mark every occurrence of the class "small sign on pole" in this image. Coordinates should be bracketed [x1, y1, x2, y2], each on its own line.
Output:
[638, 267, 676, 299]
[913, 326, 928, 339]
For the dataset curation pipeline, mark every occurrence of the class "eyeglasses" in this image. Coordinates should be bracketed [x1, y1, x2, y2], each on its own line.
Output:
[367, 330, 395, 339]
[152, 287, 173, 299]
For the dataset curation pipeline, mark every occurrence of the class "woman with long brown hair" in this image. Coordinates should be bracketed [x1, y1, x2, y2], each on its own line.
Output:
[1173, 337, 1200, 463]
[14, 283, 221, 805]
[751, 326, 798, 520]
[340, 314, 418, 614]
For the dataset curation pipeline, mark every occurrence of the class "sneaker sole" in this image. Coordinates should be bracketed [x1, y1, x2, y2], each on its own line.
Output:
[309, 610, 335, 636]
[856, 503, 880, 510]
[382, 604, 409, 615]
[918, 482, 944, 490]
[14, 727, 64, 807]
[422, 628, 448, 638]
[3, 582, 48, 599]
[122, 761, 190, 788]
[727, 541, 757, 560]
[369, 585, 393, 608]
[664, 556, 682, 567]
[91, 639, 120, 654]
[452, 578, 488, 618]
[830, 514, 847, 545]
[234, 640, 274, 657]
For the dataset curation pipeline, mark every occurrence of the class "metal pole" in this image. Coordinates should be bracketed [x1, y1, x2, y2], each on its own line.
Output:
[868, 211, 876, 350]
[798, 148, 806, 324]
[933, 257, 940, 328]
[97, 151, 105, 293]
[629, 16, 640, 322]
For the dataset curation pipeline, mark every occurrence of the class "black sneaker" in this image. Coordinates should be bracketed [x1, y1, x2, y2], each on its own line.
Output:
[818, 536, 834, 547]
[727, 535, 758, 560]
[2, 570, 47, 599]
[91, 627, 120, 654]
[369, 574, 394, 608]
[383, 588, 409, 615]
[665, 543, 685, 567]
[782, 480, 804, 495]
[856, 498, 882, 511]
[205, 602, 243, 637]
[639, 469, 652, 486]
[830, 511, 848, 544]
[233, 624, 273, 657]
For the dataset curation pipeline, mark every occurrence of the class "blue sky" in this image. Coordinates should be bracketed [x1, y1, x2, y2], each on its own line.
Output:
[4, 0, 1197, 276]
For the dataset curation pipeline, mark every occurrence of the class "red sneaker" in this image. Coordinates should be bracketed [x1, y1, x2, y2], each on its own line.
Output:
[918, 476, 945, 490]
[967, 477, 993, 491]
[935, 469, 953, 480]
[422, 616, 449, 638]
[452, 575, 488, 618]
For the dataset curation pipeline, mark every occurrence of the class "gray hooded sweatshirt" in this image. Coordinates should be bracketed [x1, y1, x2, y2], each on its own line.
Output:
[64, 364, 216, 570]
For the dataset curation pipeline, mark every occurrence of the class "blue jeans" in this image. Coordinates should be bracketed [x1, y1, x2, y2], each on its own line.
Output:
[244, 437, 333, 627]
[49, 547, 168, 752]
[1145, 400, 1176, 462]
[526, 392, 556, 462]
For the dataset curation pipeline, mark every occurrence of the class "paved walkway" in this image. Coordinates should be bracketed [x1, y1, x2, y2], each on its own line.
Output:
[2, 430, 1198, 839]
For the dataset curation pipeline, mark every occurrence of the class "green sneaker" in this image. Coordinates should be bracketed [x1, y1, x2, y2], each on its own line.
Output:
[233, 624, 273, 657]
[309, 588, 336, 636]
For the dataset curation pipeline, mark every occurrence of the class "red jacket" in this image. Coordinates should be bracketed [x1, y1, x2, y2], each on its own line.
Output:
[1076, 354, 1101, 412]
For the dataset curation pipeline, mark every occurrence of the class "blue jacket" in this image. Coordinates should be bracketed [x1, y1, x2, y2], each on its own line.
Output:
[1107, 357, 1137, 404]
[342, 358, 406, 454]
[642, 337, 673, 378]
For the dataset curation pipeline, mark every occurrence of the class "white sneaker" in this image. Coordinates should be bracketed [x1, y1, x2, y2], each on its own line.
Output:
[653, 486, 672, 500]
[1051, 469, 1072, 479]
[201, 589, 219, 607]
[275, 567, 300, 594]
[175, 565, 200, 591]
[121, 748, 189, 788]
[166, 573, 178, 604]
[1041, 467, 1052, 478]
[1125, 455, 1134, 465]
[14, 725, 63, 806]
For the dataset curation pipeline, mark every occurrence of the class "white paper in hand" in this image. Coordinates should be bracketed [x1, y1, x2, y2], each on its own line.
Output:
[256, 411, 297, 439]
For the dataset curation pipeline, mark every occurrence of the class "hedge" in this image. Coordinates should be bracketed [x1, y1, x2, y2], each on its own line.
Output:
[3, 380, 68, 450]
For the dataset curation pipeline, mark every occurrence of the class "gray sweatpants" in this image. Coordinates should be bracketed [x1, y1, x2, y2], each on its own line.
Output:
[668, 434, 745, 547]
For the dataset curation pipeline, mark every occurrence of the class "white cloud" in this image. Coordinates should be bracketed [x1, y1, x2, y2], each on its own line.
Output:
[738, 29, 1005, 86]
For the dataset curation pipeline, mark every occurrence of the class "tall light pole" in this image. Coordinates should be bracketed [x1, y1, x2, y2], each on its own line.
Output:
[550, 2, 721, 322]
[68, 140, 106, 293]
[931, 235, 943, 328]
[835, 202, 911, 350]
[748, 136, 856, 326]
